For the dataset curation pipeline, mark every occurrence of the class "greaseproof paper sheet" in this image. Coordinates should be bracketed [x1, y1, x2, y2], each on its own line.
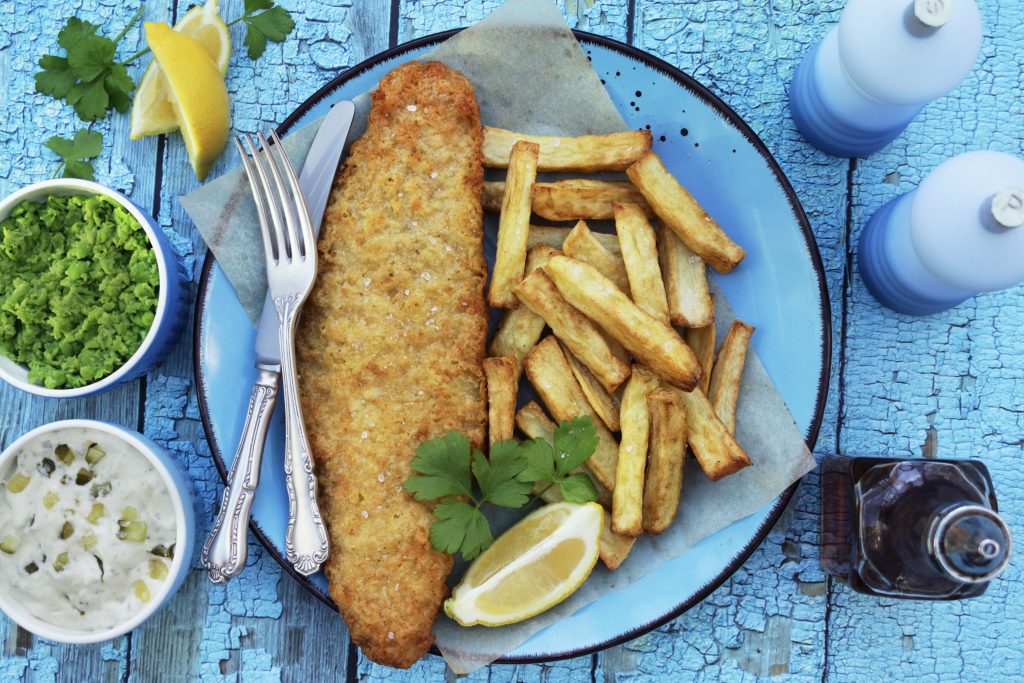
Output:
[181, 0, 816, 674]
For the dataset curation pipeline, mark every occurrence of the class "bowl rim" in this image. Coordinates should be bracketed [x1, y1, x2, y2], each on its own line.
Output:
[0, 419, 192, 644]
[0, 178, 170, 398]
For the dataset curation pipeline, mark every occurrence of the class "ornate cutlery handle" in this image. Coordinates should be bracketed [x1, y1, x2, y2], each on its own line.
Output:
[277, 296, 330, 576]
[202, 369, 279, 584]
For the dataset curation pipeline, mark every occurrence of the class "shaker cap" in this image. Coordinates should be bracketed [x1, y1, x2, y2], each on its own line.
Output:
[838, 0, 982, 105]
[930, 504, 1012, 583]
[910, 151, 1024, 292]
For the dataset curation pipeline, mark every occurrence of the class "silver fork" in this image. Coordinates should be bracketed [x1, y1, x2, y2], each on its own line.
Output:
[235, 131, 329, 576]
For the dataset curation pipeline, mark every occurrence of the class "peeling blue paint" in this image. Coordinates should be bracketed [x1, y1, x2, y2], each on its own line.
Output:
[0, 0, 1021, 680]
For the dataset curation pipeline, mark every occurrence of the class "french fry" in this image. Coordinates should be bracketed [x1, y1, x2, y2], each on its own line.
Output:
[523, 337, 620, 491]
[489, 245, 561, 367]
[658, 222, 713, 328]
[532, 180, 653, 221]
[562, 220, 631, 293]
[600, 514, 637, 570]
[482, 180, 653, 221]
[483, 126, 653, 172]
[643, 387, 687, 534]
[627, 151, 745, 273]
[679, 387, 751, 480]
[708, 320, 755, 434]
[544, 256, 702, 391]
[612, 366, 661, 537]
[561, 343, 621, 432]
[527, 225, 622, 255]
[514, 269, 631, 393]
[489, 140, 540, 308]
[684, 308, 715, 395]
[515, 402, 612, 507]
[515, 401, 558, 441]
[614, 201, 670, 324]
[483, 356, 518, 446]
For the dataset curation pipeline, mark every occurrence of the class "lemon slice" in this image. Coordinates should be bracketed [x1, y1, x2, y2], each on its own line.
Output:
[130, 0, 230, 140]
[144, 21, 230, 181]
[444, 502, 603, 627]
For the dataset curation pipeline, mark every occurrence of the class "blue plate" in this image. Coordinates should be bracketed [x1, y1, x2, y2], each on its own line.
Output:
[194, 30, 830, 663]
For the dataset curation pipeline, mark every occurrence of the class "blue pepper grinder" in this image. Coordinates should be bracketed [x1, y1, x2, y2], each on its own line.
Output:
[859, 151, 1024, 315]
[789, 0, 982, 157]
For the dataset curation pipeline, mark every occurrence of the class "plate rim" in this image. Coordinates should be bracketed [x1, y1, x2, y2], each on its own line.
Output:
[193, 28, 832, 664]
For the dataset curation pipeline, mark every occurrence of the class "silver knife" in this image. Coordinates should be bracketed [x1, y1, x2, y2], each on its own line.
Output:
[202, 101, 356, 584]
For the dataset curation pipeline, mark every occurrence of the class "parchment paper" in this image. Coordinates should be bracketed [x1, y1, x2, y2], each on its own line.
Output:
[181, 0, 816, 674]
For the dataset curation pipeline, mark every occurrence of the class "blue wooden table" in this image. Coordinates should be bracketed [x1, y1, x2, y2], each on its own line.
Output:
[1, 0, 1021, 680]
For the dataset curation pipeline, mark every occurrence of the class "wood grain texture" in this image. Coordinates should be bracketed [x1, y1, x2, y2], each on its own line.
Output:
[829, 0, 1024, 679]
[0, 0, 1021, 680]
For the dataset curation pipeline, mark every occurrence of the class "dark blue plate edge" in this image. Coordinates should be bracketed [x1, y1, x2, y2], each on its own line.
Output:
[192, 28, 832, 664]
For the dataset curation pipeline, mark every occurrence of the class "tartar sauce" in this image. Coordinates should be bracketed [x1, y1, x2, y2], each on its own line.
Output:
[0, 428, 176, 631]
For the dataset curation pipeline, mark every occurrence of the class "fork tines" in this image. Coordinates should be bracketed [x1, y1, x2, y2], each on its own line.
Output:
[235, 131, 315, 267]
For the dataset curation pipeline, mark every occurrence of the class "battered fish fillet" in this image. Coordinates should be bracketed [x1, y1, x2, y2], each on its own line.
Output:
[296, 61, 487, 668]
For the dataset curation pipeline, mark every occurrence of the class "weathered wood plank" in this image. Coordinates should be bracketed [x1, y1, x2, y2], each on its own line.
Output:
[832, 0, 1024, 679]
[397, 0, 629, 43]
[127, 1, 394, 681]
[0, 0, 173, 679]
[591, 0, 852, 680]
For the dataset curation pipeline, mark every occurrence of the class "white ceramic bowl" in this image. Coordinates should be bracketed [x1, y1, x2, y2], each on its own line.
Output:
[0, 179, 189, 398]
[0, 420, 195, 644]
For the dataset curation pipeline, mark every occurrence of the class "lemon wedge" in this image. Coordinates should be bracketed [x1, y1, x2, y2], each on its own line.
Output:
[131, 0, 230, 140]
[444, 502, 603, 627]
[144, 21, 230, 181]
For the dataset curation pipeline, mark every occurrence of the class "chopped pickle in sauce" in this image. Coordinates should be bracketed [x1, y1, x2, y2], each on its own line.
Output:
[117, 520, 148, 543]
[55, 445, 74, 465]
[150, 543, 174, 558]
[1, 535, 20, 554]
[87, 503, 105, 524]
[85, 445, 106, 465]
[0, 429, 177, 631]
[148, 559, 168, 581]
[132, 580, 151, 603]
[6, 473, 30, 493]
[53, 551, 69, 572]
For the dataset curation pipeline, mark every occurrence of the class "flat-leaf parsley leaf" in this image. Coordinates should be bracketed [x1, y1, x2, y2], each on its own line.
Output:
[240, 0, 297, 60]
[45, 128, 103, 180]
[404, 417, 601, 560]
[35, 9, 143, 122]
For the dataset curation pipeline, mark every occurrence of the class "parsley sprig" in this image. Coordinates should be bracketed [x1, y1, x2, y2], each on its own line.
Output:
[35, 10, 144, 122]
[46, 129, 103, 180]
[403, 417, 600, 560]
[36, 3, 296, 124]
[35, 2, 296, 175]
[237, 0, 297, 60]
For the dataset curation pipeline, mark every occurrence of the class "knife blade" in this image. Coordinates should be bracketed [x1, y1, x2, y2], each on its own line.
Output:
[254, 100, 356, 368]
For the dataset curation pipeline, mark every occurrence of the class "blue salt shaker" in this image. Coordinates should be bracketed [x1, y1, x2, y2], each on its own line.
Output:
[859, 151, 1024, 315]
[789, 0, 982, 157]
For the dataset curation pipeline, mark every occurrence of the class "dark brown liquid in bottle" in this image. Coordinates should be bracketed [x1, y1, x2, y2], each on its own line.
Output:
[821, 457, 1010, 600]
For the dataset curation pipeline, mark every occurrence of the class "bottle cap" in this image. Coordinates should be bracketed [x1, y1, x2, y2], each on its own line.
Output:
[914, 0, 955, 28]
[911, 151, 1024, 292]
[838, 0, 982, 105]
[929, 504, 1012, 583]
[991, 187, 1024, 228]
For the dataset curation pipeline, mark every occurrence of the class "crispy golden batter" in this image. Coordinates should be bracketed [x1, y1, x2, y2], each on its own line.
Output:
[296, 61, 487, 669]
